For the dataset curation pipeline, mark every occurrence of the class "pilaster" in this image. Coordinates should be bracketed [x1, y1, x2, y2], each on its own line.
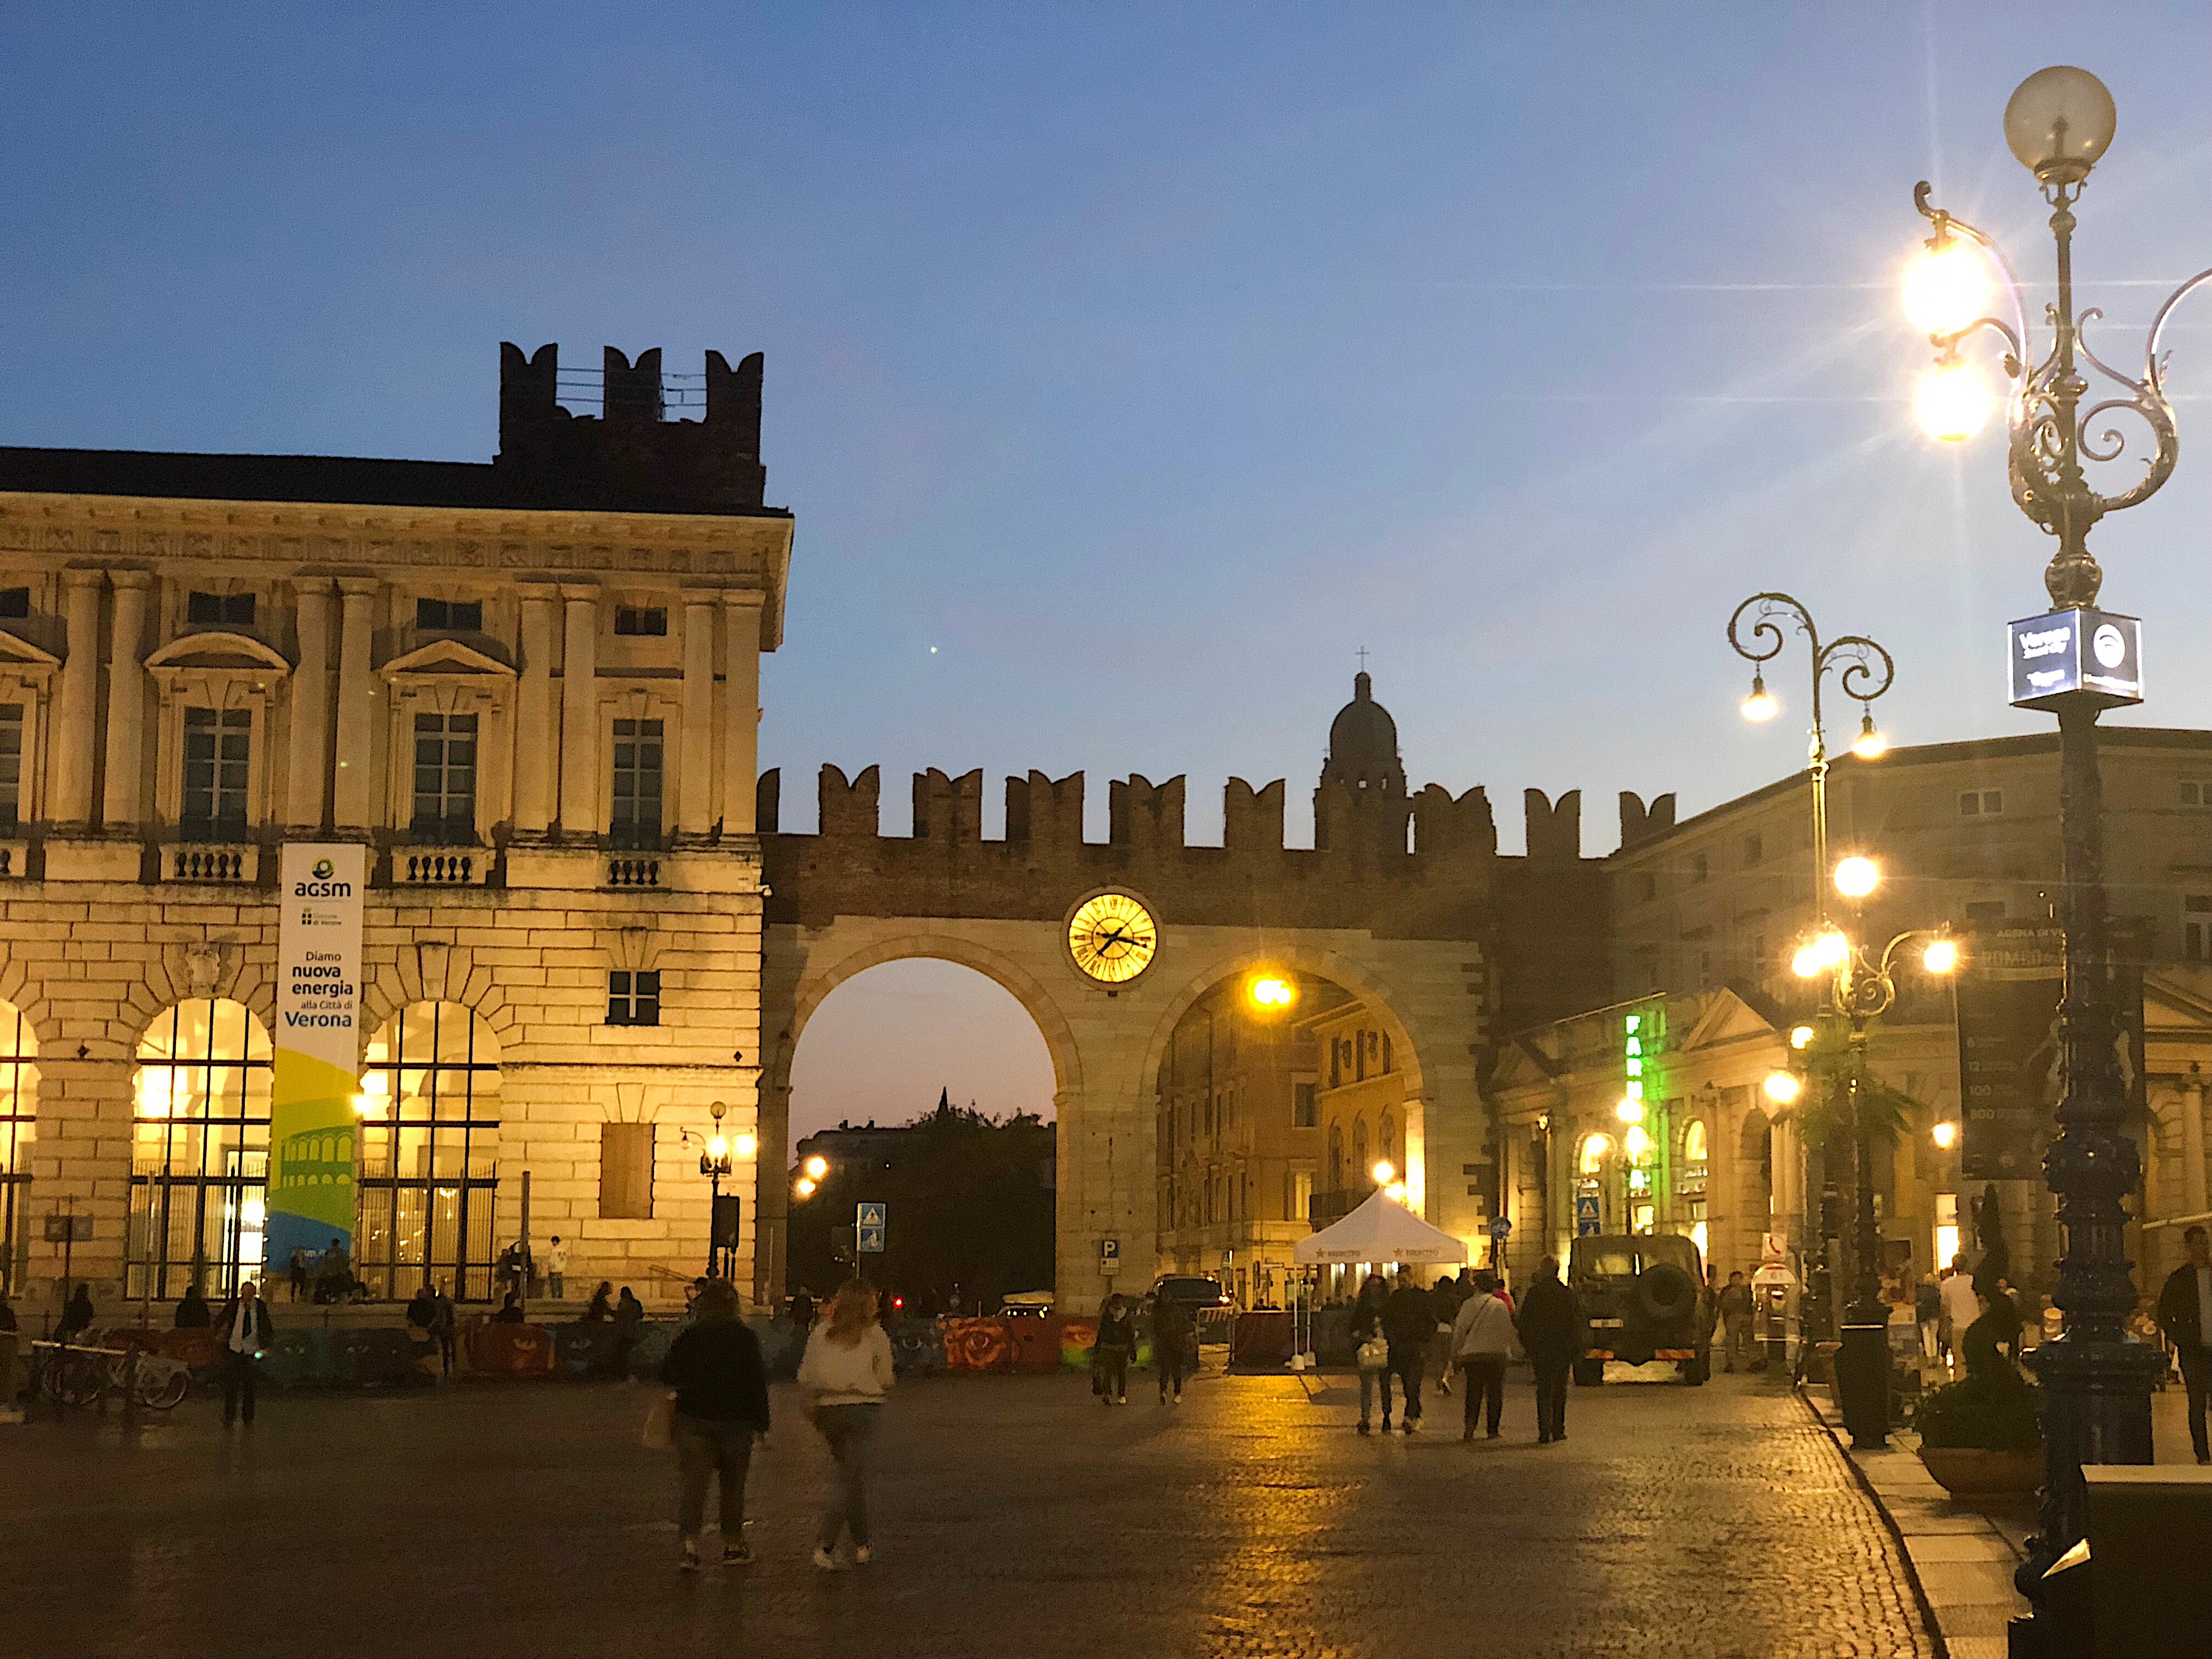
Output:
[332, 577, 379, 831]
[286, 577, 334, 831]
[99, 569, 150, 831]
[50, 568, 103, 828]
[678, 594, 716, 838]
[720, 592, 762, 836]
[514, 583, 558, 837]
[557, 585, 599, 837]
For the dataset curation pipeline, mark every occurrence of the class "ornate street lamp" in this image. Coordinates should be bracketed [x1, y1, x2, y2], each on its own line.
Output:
[1905, 64, 2207, 1610]
[1728, 592, 1895, 1347]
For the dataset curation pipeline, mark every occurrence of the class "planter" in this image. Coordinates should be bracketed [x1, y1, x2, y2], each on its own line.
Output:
[1918, 1444, 2042, 1498]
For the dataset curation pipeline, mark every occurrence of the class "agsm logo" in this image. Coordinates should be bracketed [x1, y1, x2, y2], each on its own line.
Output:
[295, 856, 351, 899]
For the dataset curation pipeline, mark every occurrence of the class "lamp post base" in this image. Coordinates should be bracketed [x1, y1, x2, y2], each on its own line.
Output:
[2011, 1331, 2164, 1601]
[1836, 1321, 1891, 1448]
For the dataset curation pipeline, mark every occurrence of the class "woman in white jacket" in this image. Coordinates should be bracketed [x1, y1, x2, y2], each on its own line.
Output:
[1448, 1272, 1518, 1442]
[796, 1279, 896, 1570]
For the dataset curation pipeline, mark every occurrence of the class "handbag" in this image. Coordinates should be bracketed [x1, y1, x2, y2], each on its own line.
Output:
[1356, 1335, 1389, 1371]
[641, 1392, 675, 1451]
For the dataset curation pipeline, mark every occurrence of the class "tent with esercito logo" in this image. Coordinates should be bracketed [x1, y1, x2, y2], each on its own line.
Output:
[1292, 1190, 1468, 1267]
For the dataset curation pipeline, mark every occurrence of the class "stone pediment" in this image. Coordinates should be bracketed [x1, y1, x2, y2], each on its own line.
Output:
[380, 638, 517, 681]
[0, 628, 60, 679]
[1490, 1034, 1562, 1094]
[1675, 986, 1780, 1056]
[144, 629, 291, 677]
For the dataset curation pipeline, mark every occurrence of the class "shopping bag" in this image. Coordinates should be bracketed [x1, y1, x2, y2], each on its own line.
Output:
[641, 1392, 675, 1450]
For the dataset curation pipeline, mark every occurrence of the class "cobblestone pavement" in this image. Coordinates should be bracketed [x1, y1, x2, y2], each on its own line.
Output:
[0, 1367, 1935, 1659]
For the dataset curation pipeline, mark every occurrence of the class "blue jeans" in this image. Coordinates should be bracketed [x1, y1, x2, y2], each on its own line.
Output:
[814, 1402, 881, 1550]
[674, 1414, 754, 1541]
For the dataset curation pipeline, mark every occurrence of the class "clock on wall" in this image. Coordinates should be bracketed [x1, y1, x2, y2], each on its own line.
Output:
[1065, 890, 1159, 986]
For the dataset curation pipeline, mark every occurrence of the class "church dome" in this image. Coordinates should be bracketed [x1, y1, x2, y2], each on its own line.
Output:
[1321, 672, 1407, 796]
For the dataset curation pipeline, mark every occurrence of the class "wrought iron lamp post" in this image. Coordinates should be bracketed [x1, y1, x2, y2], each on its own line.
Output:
[1727, 592, 1896, 1350]
[1905, 64, 2208, 1610]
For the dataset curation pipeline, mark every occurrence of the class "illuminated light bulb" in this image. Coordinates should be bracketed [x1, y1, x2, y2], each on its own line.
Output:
[793, 1177, 817, 1198]
[1789, 1024, 1815, 1051]
[1833, 855, 1881, 899]
[1851, 712, 1888, 761]
[1915, 357, 1995, 443]
[1249, 975, 1296, 1009]
[1372, 1160, 1396, 1187]
[1764, 1070, 1803, 1105]
[733, 1131, 758, 1160]
[1615, 1098, 1644, 1125]
[1923, 938, 1960, 975]
[1623, 1124, 1651, 1159]
[707, 1134, 729, 1163]
[1791, 945, 1821, 980]
[1903, 240, 1993, 337]
[351, 1093, 376, 1118]
[1741, 673, 1779, 723]
[1385, 1181, 1408, 1204]
[1813, 930, 1850, 969]
[803, 1155, 828, 1181]
[1931, 1120, 1960, 1151]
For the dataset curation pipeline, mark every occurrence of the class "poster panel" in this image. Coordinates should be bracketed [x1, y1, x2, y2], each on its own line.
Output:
[267, 844, 366, 1272]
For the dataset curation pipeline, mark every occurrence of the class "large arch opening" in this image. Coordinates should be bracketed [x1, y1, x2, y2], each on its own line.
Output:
[782, 957, 1058, 1314]
[1146, 958, 1436, 1310]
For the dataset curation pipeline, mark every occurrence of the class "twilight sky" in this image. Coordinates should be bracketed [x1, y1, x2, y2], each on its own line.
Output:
[4, 7, 2210, 1152]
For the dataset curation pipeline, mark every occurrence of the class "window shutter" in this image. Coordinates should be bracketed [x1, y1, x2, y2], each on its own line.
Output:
[599, 1121, 655, 1219]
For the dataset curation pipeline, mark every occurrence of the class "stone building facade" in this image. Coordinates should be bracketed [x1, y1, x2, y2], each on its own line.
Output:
[1491, 729, 2212, 1307]
[0, 345, 789, 1311]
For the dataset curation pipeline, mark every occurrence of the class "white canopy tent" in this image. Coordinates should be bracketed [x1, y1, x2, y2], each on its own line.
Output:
[1293, 1190, 1470, 1267]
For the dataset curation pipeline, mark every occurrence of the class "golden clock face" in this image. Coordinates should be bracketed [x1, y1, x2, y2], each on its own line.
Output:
[1066, 891, 1159, 985]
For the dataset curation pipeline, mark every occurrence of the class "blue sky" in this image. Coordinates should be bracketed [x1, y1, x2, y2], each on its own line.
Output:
[5, 7, 2210, 1146]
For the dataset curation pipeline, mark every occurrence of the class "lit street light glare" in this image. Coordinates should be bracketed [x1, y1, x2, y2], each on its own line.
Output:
[1623, 1124, 1651, 1159]
[1764, 1070, 1803, 1105]
[803, 1154, 829, 1181]
[1923, 938, 1961, 975]
[1789, 1024, 1815, 1050]
[1903, 240, 1993, 337]
[1915, 357, 1995, 443]
[707, 1134, 728, 1163]
[1851, 713, 1888, 760]
[1614, 1098, 1644, 1124]
[1932, 1120, 1960, 1151]
[1741, 675, 1779, 723]
[793, 1177, 817, 1198]
[1833, 855, 1881, 899]
[733, 1131, 758, 1160]
[1248, 975, 1297, 1010]
[1371, 1159, 1396, 1187]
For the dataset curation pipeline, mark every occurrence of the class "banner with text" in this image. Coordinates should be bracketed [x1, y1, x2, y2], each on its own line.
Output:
[268, 843, 365, 1273]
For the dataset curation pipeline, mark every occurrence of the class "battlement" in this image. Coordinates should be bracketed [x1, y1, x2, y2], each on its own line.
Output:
[496, 343, 767, 511]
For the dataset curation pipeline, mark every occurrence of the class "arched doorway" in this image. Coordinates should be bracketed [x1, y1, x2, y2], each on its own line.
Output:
[356, 1001, 503, 1300]
[1738, 1105, 1774, 1268]
[782, 957, 1056, 1315]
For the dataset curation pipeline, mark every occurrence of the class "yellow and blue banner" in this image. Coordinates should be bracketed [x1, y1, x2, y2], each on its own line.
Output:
[268, 843, 365, 1271]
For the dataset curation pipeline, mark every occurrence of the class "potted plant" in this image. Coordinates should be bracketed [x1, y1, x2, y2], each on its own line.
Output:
[1915, 1192, 2041, 1497]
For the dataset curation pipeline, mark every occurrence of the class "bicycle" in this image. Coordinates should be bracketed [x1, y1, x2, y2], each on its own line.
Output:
[27, 1339, 191, 1412]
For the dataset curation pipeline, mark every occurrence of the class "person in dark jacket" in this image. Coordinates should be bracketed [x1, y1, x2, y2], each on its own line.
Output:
[56, 1285, 94, 1342]
[611, 1286, 645, 1377]
[1381, 1270, 1436, 1434]
[1514, 1255, 1585, 1445]
[1349, 1273, 1391, 1433]
[2155, 1223, 2212, 1464]
[658, 1278, 771, 1570]
[430, 1284, 457, 1375]
[493, 1291, 525, 1324]
[174, 1283, 212, 1329]
[1093, 1294, 1138, 1406]
[582, 1282, 614, 1322]
[216, 1280, 276, 1426]
[1152, 1293, 1194, 1404]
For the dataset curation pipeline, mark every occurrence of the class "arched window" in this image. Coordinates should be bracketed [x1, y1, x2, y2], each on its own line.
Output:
[0, 1001, 36, 1299]
[358, 1002, 501, 1300]
[1683, 1119, 1709, 1163]
[1353, 1116, 1369, 1177]
[1379, 1111, 1397, 1168]
[1327, 1123, 1344, 1192]
[1579, 1132, 1613, 1175]
[1383, 1033, 1393, 1074]
[129, 999, 274, 1300]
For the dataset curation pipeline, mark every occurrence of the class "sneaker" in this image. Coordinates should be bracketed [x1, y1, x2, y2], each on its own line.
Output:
[1487, 1429, 1501, 1440]
[1357, 1421, 1371, 1436]
[812, 1547, 845, 1572]
[1380, 1419, 1391, 1434]
[722, 1543, 754, 1566]
[1402, 1420, 1419, 1435]
[1172, 1392, 1183, 1405]
[854, 1545, 873, 1565]
[1462, 1429, 1474, 1443]
[679, 1543, 702, 1574]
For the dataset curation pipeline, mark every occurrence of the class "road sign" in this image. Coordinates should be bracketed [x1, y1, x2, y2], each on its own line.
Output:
[1488, 1216, 1513, 1242]
[1575, 1194, 1602, 1237]
[1099, 1237, 1120, 1276]
[856, 1201, 887, 1255]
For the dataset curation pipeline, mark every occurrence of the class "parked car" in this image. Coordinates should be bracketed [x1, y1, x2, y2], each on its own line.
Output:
[1568, 1233, 1709, 1386]
[999, 1291, 1054, 1318]
[1149, 1274, 1231, 1312]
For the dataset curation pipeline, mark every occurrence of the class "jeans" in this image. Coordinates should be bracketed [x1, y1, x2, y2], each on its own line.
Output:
[548, 1273, 565, 1300]
[1532, 1358, 1570, 1440]
[674, 1414, 755, 1541]
[2182, 1346, 2210, 1463]
[1722, 1317, 1754, 1373]
[221, 1351, 258, 1423]
[815, 1402, 881, 1551]
[1385, 1347, 1423, 1421]
[1156, 1342, 1188, 1400]
[1096, 1351, 1128, 1400]
[1459, 1357, 1504, 1435]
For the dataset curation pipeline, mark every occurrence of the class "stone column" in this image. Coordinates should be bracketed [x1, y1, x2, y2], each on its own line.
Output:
[1770, 1116, 1801, 1263]
[512, 584, 558, 837]
[99, 570, 150, 831]
[332, 578, 379, 831]
[720, 593, 762, 836]
[50, 569, 103, 828]
[557, 585, 599, 837]
[2185, 1071, 2208, 1218]
[678, 595, 716, 838]
[286, 578, 334, 831]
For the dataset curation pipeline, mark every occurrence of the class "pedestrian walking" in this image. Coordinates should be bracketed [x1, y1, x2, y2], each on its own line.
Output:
[1449, 1269, 1516, 1440]
[789, 1285, 816, 1334]
[797, 1280, 896, 1570]
[1716, 1271, 1754, 1373]
[1514, 1255, 1585, 1445]
[2156, 1223, 2212, 1465]
[287, 1246, 308, 1303]
[1152, 1291, 1193, 1404]
[1428, 1273, 1460, 1396]
[1915, 1272, 1942, 1362]
[174, 1282, 213, 1329]
[217, 1279, 275, 1426]
[1381, 1269, 1435, 1434]
[659, 1278, 771, 1571]
[55, 1284, 94, 1342]
[1350, 1273, 1391, 1434]
[544, 1235, 568, 1301]
[1093, 1294, 1137, 1405]
[431, 1283, 458, 1376]
[1939, 1255, 1980, 1370]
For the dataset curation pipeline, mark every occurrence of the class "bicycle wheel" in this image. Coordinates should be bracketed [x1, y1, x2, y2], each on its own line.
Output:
[136, 1362, 188, 1410]
[57, 1353, 104, 1408]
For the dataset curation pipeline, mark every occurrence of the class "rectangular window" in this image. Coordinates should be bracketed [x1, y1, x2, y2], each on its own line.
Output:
[185, 590, 256, 627]
[410, 713, 478, 842]
[180, 707, 251, 835]
[2183, 780, 2210, 808]
[1690, 851, 1709, 883]
[599, 1121, 655, 1220]
[2186, 896, 2212, 964]
[1742, 832, 1762, 867]
[611, 718, 665, 845]
[416, 597, 483, 632]
[1959, 788, 2003, 817]
[1634, 871, 1657, 904]
[0, 588, 29, 619]
[0, 704, 22, 829]
[614, 606, 668, 636]
[1294, 1081, 1318, 1127]
[1291, 1170, 1313, 1221]
[607, 969, 662, 1027]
